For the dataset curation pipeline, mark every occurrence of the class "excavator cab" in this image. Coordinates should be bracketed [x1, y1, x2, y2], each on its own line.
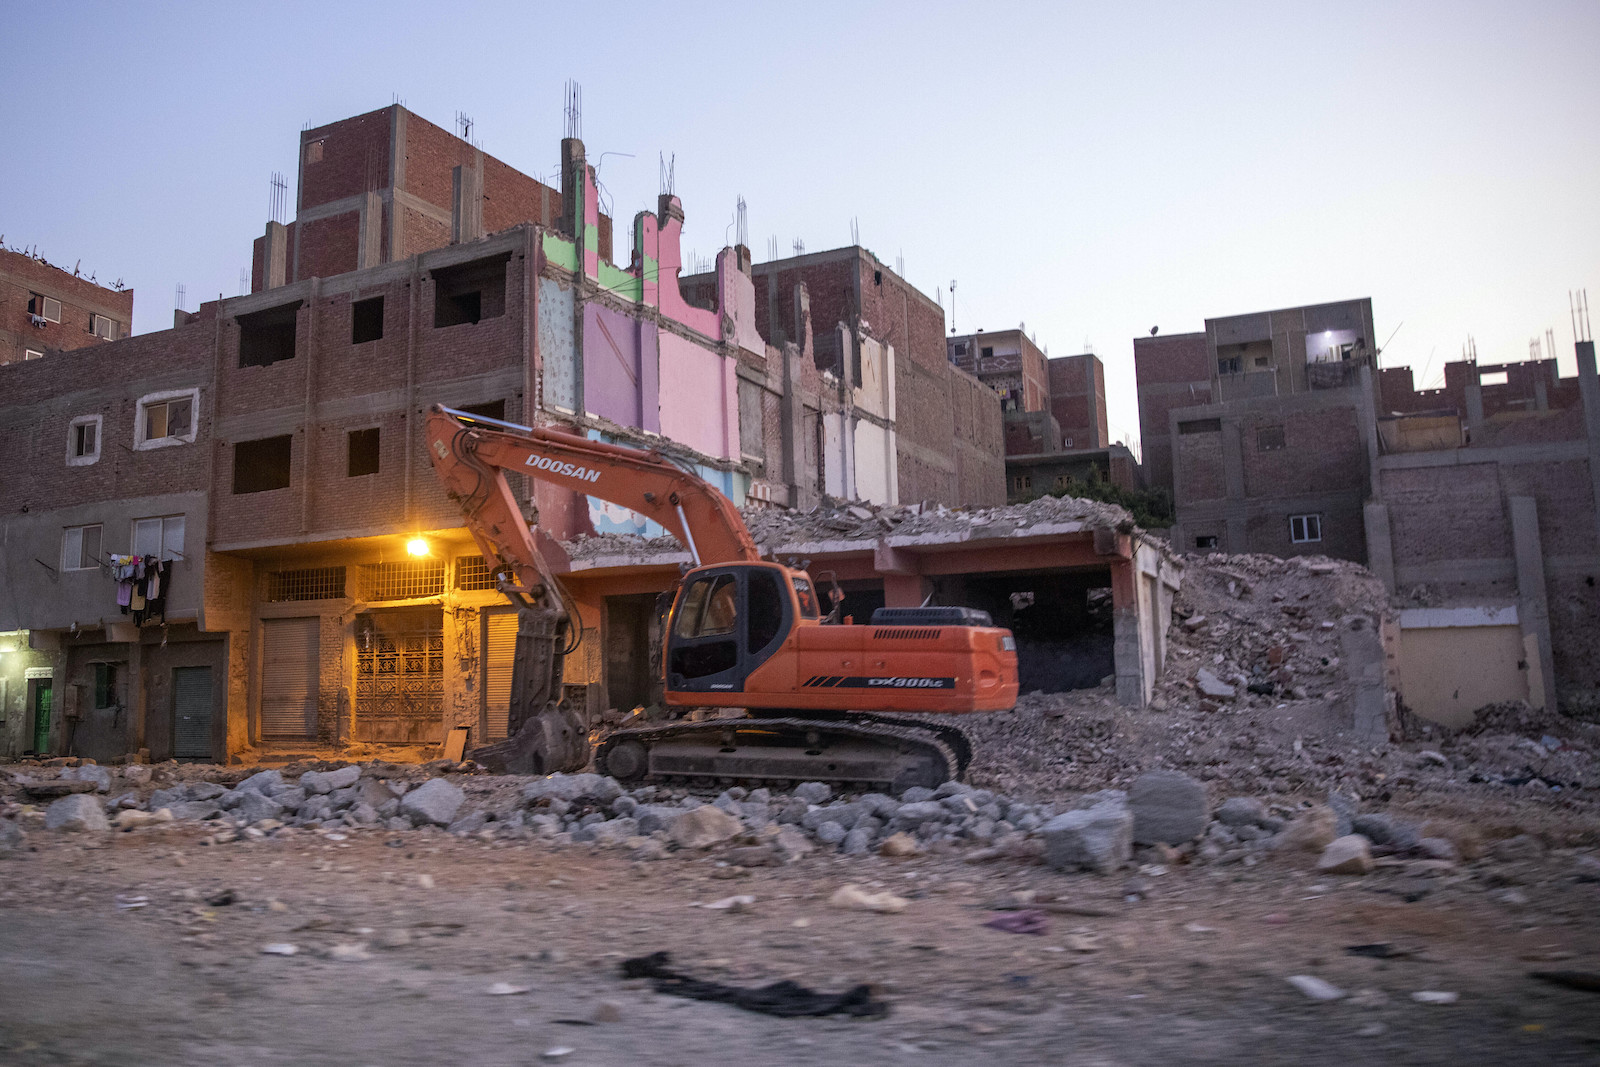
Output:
[665, 562, 816, 695]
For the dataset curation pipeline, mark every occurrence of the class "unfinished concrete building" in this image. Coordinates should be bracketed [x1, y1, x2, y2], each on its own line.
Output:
[0, 106, 1181, 768]
[1135, 297, 1600, 724]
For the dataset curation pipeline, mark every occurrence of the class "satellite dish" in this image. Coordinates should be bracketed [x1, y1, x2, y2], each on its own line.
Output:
[1150, 326, 1160, 336]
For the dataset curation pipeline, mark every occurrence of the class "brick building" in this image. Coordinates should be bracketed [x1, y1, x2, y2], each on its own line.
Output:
[0, 247, 133, 366]
[1135, 299, 1380, 561]
[1134, 297, 1600, 722]
[0, 108, 1022, 763]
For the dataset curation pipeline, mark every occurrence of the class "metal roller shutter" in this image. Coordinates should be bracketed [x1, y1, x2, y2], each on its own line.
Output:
[261, 617, 317, 740]
[484, 611, 517, 741]
[173, 666, 213, 759]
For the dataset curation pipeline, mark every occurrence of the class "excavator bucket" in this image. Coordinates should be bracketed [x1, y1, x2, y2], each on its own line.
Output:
[466, 606, 590, 775]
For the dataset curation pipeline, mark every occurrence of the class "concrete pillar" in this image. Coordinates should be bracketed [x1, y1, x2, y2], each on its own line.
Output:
[1510, 495, 1556, 712]
[451, 158, 484, 244]
[1356, 363, 1382, 499]
[1363, 502, 1395, 589]
[262, 221, 288, 290]
[1575, 341, 1600, 553]
[1221, 418, 1247, 552]
[357, 191, 383, 269]
[1110, 557, 1146, 706]
[883, 574, 933, 608]
[1533, 377, 1549, 412]
[1464, 381, 1485, 439]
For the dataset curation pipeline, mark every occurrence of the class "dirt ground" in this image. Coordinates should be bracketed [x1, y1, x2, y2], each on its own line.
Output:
[4, 811, 1599, 1067]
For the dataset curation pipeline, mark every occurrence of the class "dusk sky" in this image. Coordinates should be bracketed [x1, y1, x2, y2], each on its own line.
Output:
[4, 1, 1596, 456]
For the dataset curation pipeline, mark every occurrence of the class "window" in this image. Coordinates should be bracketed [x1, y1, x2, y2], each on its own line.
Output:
[1064, 437, 1073, 448]
[1257, 425, 1286, 451]
[93, 663, 117, 709]
[28, 294, 61, 323]
[455, 555, 495, 591]
[458, 399, 505, 422]
[746, 570, 785, 653]
[432, 254, 508, 328]
[237, 301, 302, 367]
[131, 515, 185, 560]
[347, 427, 380, 476]
[953, 343, 968, 356]
[90, 314, 117, 340]
[980, 346, 994, 359]
[135, 388, 199, 449]
[67, 415, 101, 465]
[267, 567, 346, 602]
[24, 348, 43, 361]
[61, 524, 102, 571]
[1290, 514, 1323, 544]
[1012, 474, 1032, 492]
[1178, 418, 1221, 435]
[359, 561, 446, 600]
[351, 296, 384, 343]
[1055, 474, 1070, 489]
[1195, 535, 1219, 549]
[232, 435, 292, 494]
[674, 573, 738, 639]
[1218, 356, 1241, 374]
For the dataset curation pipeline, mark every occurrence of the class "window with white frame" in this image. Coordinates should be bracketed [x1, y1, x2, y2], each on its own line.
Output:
[61, 524, 102, 571]
[1289, 513, 1323, 544]
[131, 515, 185, 560]
[29, 294, 61, 323]
[135, 388, 199, 449]
[90, 314, 117, 340]
[67, 415, 101, 465]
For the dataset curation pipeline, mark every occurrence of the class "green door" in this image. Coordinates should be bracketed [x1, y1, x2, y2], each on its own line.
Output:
[32, 682, 52, 755]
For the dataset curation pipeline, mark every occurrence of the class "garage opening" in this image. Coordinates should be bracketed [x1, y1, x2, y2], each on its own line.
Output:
[604, 592, 666, 716]
[941, 568, 1115, 692]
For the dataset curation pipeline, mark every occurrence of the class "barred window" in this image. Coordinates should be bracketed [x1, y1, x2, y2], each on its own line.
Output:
[455, 555, 496, 591]
[267, 567, 346, 602]
[360, 561, 446, 600]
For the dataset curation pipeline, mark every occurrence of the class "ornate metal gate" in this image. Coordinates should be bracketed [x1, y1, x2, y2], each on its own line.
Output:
[355, 609, 444, 743]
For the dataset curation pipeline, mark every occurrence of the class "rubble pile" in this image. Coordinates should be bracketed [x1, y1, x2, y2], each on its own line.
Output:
[562, 493, 1137, 562]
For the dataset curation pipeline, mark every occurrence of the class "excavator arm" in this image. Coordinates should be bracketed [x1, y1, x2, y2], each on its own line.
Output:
[424, 404, 761, 773]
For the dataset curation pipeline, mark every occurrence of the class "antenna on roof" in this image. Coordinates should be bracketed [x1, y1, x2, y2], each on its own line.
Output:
[949, 279, 957, 334]
[174, 284, 187, 313]
[239, 267, 249, 296]
[564, 80, 582, 139]
[269, 172, 288, 225]
[767, 235, 778, 262]
[659, 152, 675, 196]
[1547, 327, 1558, 359]
[895, 251, 904, 277]
[792, 238, 805, 256]
[736, 196, 747, 248]
[455, 111, 474, 144]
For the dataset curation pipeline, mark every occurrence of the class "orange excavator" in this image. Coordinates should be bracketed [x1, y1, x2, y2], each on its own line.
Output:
[426, 404, 1018, 791]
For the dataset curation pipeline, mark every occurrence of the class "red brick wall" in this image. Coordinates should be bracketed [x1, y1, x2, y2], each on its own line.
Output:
[300, 110, 391, 210]
[296, 213, 360, 284]
[1382, 463, 1513, 568]
[0, 312, 214, 513]
[1241, 407, 1364, 497]
[1, 249, 135, 364]
[1175, 429, 1225, 503]
[1134, 333, 1210, 492]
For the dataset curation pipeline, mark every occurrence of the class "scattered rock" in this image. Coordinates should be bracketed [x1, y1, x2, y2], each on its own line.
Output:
[1195, 668, 1236, 700]
[878, 832, 920, 857]
[400, 778, 465, 827]
[1214, 796, 1269, 828]
[114, 808, 174, 831]
[1411, 991, 1459, 1005]
[45, 793, 110, 832]
[1415, 837, 1459, 862]
[261, 943, 298, 956]
[1128, 770, 1208, 845]
[1275, 805, 1338, 853]
[829, 884, 908, 914]
[1317, 835, 1374, 875]
[1288, 975, 1346, 1001]
[236, 770, 284, 796]
[667, 805, 741, 850]
[792, 781, 832, 805]
[521, 773, 624, 806]
[1041, 797, 1133, 874]
[300, 765, 360, 794]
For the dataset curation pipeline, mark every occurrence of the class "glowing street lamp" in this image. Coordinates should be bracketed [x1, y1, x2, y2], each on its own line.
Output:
[406, 537, 430, 558]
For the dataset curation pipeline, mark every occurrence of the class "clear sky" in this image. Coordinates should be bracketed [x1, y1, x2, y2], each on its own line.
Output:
[4, 1, 1597, 457]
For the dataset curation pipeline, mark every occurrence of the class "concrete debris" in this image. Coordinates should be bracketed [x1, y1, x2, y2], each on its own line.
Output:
[1194, 669, 1236, 700]
[1128, 770, 1208, 845]
[1288, 975, 1347, 1001]
[667, 805, 741, 849]
[400, 778, 464, 827]
[45, 793, 109, 832]
[828, 884, 909, 914]
[1410, 991, 1460, 1005]
[1316, 835, 1375, 875]
[1275, 806, 1339, 853]
[261, 943, 298, 956]
[1041, 796, 1132, 874]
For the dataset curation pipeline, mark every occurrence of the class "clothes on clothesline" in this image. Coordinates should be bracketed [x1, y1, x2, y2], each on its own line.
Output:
[110, 554, 173, 625]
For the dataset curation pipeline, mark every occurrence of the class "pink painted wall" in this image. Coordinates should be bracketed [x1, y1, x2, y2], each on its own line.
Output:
[658, 331, 738, 459]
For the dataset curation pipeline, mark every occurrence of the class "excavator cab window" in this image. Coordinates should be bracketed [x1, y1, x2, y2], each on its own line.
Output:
[791, 576, 821, 619]
[668, 566, 794, 690]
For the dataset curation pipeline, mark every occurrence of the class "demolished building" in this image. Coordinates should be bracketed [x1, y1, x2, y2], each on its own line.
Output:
[0, 104, 1178, 765]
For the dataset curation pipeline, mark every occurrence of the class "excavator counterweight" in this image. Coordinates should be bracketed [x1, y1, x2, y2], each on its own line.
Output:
[425, 404, 1018, 789]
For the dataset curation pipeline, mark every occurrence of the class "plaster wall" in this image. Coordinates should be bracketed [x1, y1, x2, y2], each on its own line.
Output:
[657, 332, 737, 460]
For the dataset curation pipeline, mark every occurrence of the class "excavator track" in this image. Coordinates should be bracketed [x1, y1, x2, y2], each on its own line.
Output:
[594, 714, 966, 794]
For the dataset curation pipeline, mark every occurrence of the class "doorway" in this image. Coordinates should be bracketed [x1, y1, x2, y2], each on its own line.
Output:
[173, 666, 214, 760]
[604, 593, 660, 714]
[30, 681, 51, 755]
